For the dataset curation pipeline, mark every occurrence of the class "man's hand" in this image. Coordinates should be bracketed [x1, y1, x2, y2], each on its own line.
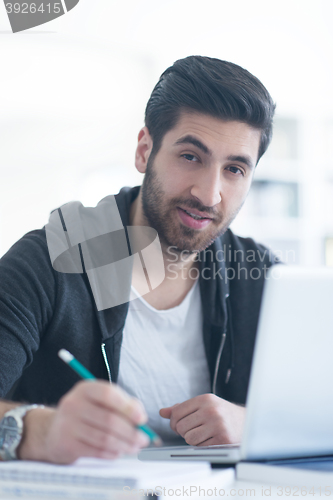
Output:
[159, 394, 245, 446]
[18, 380, 150, 464]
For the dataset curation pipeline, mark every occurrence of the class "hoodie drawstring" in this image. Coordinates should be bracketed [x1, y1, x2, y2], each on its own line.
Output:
[225, 295, 235, 384]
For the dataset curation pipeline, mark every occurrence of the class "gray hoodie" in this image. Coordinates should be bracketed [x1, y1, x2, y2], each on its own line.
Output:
[0, 186, 278, 406]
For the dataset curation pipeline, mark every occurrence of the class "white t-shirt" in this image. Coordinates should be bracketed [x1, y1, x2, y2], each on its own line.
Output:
[117, 279, 211, 442]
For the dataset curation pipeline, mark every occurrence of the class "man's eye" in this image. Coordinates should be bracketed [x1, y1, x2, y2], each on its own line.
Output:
[181, 154, 198, 162]
[227, 166, 244, 176]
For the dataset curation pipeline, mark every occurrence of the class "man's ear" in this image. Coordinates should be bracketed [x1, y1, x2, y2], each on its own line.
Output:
[135, 127, 153, 174]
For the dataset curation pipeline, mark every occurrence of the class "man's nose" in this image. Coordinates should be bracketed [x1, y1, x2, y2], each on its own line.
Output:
[190, 168, 222, 208]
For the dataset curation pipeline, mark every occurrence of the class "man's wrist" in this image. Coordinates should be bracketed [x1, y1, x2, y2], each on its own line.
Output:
[17, 406, 55, 461]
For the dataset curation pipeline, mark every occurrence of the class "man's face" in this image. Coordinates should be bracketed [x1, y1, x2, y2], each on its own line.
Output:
[140, 112, 261, 254]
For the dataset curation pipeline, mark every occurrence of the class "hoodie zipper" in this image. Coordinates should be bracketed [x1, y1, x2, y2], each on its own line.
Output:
[101, 343, 111, 382]
[212, 332, 226, 394]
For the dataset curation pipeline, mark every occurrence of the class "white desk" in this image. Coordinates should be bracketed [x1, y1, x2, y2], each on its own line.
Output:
[197, 475, 332, 500]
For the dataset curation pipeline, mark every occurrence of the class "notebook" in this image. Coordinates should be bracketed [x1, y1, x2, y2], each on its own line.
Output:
[0, 456, 233, 499]
[139, 266, 333, 464]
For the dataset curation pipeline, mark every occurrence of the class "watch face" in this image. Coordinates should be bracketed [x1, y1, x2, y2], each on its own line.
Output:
[0, 416, 20, 451]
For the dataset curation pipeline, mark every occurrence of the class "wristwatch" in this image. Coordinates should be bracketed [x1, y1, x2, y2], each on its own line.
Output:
[0, 404, 44, 461]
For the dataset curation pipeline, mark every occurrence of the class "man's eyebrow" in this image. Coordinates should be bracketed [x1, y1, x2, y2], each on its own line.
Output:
[174, 135, 212, 156]
[227, 155, 255, 170]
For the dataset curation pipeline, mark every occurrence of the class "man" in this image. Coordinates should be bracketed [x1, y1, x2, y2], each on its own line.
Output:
[0, 56, 276, 463]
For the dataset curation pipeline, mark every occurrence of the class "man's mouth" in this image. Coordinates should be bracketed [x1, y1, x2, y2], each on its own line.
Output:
[183, 209, 208, 220]
[178, 207, 213, 220]
[177, 207, 213, 229]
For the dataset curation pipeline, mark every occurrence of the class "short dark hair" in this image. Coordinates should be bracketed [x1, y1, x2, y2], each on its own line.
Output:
[145, 56, 276, 163]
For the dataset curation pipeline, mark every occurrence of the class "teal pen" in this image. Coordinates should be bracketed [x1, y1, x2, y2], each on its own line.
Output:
[58, 349, 162, 446]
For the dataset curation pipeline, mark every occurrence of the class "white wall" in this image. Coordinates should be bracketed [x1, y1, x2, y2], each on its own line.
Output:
[1, 0, 333, 261]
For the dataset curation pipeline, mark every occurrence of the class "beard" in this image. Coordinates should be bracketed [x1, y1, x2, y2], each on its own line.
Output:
[141, 153, 243, 255]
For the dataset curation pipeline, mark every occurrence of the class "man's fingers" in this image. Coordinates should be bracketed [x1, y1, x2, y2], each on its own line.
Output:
[159, 404, 178, 419]
[81, 404, 149, 448]
[46, 425, 121, 464]
[159, 408, 171, 419]
[74, 380, 147, 425]
[45, 382, 150, 464]
[183, 424, 214, 446]
[169, 407, 199, 434]
[73, 421, 145, 456]
[167, 398, 201, 429]
[67, 440, 120, 462]
[172, 409, 203, 437]
[194, 436, 219, 447]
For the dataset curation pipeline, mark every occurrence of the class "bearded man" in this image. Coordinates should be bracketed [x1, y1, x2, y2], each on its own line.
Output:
[0, 56, 276, 463]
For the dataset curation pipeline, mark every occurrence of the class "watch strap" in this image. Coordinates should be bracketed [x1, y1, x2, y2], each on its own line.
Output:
[0, 404, 45, 460]
[5, 404, 43, 420]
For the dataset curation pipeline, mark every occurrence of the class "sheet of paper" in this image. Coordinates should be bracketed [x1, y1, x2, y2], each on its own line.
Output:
[0, 456, 235, 499]
[0, 455, 212, 486]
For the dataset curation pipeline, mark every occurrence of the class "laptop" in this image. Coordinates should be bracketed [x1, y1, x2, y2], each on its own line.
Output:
[139, 266, 333, 463]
